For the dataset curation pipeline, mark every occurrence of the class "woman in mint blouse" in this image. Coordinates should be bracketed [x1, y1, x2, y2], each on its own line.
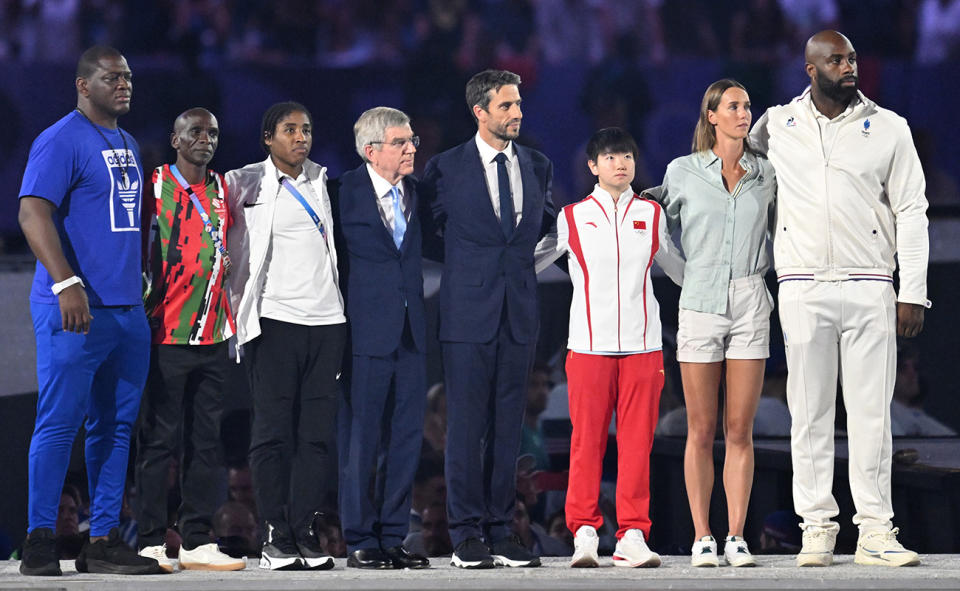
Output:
[653, 79, 776, 567]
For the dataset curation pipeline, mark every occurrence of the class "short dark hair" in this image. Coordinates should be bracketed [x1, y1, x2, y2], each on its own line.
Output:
[260, 101, 313, 154]
[586, 127, 640, 162]
[76, 45, 124, 79]
[465, 69, 521, 121]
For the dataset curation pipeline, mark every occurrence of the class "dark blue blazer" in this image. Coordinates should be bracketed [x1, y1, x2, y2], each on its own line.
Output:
[419, 139, 555, 345]
[330, 164, 425, 357]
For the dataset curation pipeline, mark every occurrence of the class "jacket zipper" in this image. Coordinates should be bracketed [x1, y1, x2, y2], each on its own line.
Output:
[614, 200, 621, 351]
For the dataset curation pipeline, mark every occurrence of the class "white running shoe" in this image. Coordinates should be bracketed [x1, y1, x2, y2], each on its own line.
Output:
[854, 527, 920, 567]
[612, 529, 660, 568]
[569, 525, 599, 568]
[796, 524, 838, 567]
[179, 543, 246, 571]
[690, 535, 719, 567]
[723, 535, 756, 567]
[138, 544, 174, 574]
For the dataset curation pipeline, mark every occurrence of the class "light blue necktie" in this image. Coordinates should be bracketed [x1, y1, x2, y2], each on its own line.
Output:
[391, 185, 406, 249]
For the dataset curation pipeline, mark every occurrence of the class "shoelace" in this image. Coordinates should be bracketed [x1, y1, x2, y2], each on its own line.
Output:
[863, 527, 905, 548]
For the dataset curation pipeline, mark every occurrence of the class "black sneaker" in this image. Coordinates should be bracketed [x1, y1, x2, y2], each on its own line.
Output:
[19, 527, 62, 576]
[490, 534, 541, 567]
[75, 528, 163, 575]
[450, 537, 495, 569]
[295, 518, 334, 570]
[259, 522, 304, 571]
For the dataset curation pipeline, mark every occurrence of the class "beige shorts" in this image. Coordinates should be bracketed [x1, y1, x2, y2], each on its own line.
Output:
[677, 274, 773, 363]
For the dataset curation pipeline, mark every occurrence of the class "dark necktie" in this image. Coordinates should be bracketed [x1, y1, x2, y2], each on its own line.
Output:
[494, 152, 514, 239]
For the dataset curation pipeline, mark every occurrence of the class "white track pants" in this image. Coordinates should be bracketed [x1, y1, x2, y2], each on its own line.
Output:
[778, 280, 896, 532]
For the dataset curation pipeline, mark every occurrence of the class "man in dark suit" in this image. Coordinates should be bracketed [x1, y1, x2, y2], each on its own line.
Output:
[419, 69, 556, 569]
[331, 107, 430, 570]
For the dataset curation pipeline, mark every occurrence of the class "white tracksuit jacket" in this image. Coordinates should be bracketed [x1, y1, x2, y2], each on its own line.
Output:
[750, 88, 930, 306]
[556, 185, 684, 353]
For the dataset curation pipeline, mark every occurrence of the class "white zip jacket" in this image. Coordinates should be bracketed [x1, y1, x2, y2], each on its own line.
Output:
[225, 156, 341, 347]
[750, 88, 930, 305]
[557, 185, 684, 353]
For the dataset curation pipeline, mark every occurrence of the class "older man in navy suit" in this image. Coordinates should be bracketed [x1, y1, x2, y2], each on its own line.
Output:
[331, 107, 430, 570]
[419, 70, 556, 569]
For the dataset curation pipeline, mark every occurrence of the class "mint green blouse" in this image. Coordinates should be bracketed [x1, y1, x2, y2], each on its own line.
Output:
[648, 150, 776, 315]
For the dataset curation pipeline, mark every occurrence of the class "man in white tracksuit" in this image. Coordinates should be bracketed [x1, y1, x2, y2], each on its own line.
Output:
[750, 30, 929, 567]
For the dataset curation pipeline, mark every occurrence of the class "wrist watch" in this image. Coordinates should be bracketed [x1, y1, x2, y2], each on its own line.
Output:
[51, 276, 84, 296]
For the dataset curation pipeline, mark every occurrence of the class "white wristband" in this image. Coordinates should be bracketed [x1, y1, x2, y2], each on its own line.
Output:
[51, 276, 84, 296]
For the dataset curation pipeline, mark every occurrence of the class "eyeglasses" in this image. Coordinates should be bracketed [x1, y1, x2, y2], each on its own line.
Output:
[370, 135, 420, 149]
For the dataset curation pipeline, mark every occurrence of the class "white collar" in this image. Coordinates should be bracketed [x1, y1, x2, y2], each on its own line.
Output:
[475, 132, 515, 164]
[365, 163, 404, 198]
[591, 183, 634, 209]
[265, 155, 317, 185]
[800, 87, 863, 122]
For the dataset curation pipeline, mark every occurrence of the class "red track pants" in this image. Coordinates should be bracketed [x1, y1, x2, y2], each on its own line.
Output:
[564, 349, 663, 539]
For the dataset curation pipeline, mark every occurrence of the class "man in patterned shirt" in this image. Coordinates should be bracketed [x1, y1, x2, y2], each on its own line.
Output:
[135, 108, 244, 572]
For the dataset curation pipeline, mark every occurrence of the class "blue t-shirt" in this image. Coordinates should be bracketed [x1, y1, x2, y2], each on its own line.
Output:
[19, 111, 144, 306]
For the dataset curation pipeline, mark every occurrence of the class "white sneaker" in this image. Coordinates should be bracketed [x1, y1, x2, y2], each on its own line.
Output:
[138, 544, 174, 574]
[690, 535, 719, 567]
[854, 527, 920, 567]
[723, 535, 756, 567]
[179, 543, 246, 571]
[569, 525, 599, 568]
[796, 524, 838, 567]
[613, 529, 660, 568]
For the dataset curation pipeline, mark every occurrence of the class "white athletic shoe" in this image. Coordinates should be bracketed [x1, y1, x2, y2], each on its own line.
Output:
[138, 544, 174, 574]
[690, 535, 719, 567]
[723, 535, 756, 567]
[612, 529, 660, 568]
[796, 524, 837, 567]
[569, 525, 599, 568]
[179, 543, 246, 571]
[854, 528, 920, 567]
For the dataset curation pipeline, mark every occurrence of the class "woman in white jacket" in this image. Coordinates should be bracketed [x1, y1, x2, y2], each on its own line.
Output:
[226, 102, 345, 572]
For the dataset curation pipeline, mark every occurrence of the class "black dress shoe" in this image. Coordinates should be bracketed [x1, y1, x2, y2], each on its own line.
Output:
[385, 545, 430, 569]
[347, 548, 393, 569]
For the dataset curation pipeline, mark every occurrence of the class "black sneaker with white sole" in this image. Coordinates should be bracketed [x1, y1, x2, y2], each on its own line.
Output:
[19, 527, 61, 576]
[75, 528, 163, 575]
[490, 535, 541, 567]
[295, 518, 334, 570]
[259, 522, 304, 571]
[450, 537, 495, 569]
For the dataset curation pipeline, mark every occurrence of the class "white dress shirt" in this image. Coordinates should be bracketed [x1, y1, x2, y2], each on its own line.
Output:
[366, 162, 408, 233]
[475, 133, 523, 227]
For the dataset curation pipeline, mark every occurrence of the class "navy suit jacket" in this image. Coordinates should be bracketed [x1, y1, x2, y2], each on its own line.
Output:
[419, 138, 555, 344]
[330, 164, 425, 357]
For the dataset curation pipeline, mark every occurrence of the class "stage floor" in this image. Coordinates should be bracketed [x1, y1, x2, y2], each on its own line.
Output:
[3, 555, 960, 590]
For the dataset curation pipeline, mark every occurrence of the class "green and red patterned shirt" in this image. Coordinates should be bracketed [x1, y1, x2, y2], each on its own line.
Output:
[144, 164, 235, 345]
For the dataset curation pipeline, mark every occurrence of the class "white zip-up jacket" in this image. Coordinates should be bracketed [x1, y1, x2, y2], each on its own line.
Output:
[557, 185, 684, 353]
[225, 156, 341, 347]
[750, 88, 930, 305]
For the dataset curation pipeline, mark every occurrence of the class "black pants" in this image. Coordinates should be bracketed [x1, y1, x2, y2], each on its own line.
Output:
[245, 318, 346, 536]
[135, 342, 228, 550]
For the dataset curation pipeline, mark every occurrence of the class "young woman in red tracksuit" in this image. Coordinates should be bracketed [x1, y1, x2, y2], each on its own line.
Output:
[550, 128, 683, 568]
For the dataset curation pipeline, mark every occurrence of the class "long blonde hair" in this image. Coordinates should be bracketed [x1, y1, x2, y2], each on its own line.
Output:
[692, 79, 750, 154]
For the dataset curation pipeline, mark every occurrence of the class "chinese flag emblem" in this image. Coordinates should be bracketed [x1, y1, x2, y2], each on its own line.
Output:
[634, 220, 646, 230]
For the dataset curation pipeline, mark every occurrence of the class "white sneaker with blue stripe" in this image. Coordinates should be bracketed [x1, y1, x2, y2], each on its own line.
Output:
[854, 527, 920, 567]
